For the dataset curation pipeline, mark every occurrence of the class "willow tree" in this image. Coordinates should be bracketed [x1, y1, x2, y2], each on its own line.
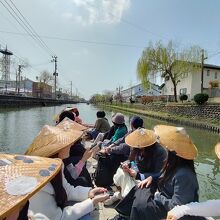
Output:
[137, 41, 202, 102]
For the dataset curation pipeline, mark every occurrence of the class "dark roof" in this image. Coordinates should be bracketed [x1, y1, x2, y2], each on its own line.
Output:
[204, 64, 220, 70]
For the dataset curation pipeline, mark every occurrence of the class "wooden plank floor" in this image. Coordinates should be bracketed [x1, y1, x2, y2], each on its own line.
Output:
[87, 156, 117, 220]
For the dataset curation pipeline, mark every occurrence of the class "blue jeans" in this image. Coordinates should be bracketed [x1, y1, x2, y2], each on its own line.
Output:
[78, 214, 91, 220]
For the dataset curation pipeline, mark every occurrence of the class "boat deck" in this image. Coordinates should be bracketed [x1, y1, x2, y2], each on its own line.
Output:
[87, 156, 117, 220]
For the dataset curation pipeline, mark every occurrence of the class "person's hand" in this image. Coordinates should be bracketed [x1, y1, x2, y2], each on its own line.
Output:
[108, 143, 115, 148]
[166, 212, 178, 220]
[88, 187, 107, 198]
[121, 162, 130, 173]
[92, 193, 110, 206]
[138, 176, 153, 188]
[81, 148, 93, 163]
[128, 168, 137, 178]
[99, 149, 106, 154]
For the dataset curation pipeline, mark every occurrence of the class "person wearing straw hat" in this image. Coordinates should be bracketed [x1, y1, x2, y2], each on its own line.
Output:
[166, 142, 220, 220]
[25, 125, 109, 220]
[104, 128, 167, 207]
[58, 110, 75, 125]
[0, 153, 62, 220]
[110, 125, 203, 220]
[93, 116, 144, 190]
[57, 118, 94, 188]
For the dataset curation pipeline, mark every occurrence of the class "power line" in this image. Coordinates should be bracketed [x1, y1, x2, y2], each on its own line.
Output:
[0, 0, 54, 57]
[207, 51, 220, 59]
[0, 30, 144, 48]
[8, 0, 55, 56]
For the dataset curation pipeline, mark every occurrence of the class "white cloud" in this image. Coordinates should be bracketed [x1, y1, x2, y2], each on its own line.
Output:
[71, 0, 130, 24]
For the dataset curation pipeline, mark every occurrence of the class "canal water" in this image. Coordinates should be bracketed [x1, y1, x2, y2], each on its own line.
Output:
[0, 103, 219, 201]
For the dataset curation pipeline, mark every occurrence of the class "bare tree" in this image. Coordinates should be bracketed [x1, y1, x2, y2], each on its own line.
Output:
[39, 70, 53, 85]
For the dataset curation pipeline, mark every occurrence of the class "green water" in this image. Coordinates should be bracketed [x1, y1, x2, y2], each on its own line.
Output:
[0, 103, 219, 200]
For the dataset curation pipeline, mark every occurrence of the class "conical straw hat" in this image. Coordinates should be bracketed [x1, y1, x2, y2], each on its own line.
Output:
[154, 125, 197, 160]
[0, 154, 62, 219]
[57, 117, 87, 131]
[25, 125, 83, 157]
[125, 128, 157, 148]
[215, 143, 220, 159]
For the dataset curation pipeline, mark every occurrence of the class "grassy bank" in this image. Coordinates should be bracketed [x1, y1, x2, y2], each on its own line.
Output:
[97, 103, 220, 134]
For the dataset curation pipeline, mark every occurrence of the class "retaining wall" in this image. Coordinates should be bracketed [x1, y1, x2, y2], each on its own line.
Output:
[0, 95, 77, 107]
[104, 102, 220, 134]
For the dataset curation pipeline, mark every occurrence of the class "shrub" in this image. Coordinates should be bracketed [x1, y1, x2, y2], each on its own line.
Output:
[209, 80, 219, 88]
[194, 93, 209, 105]
[179, 94, 188, 102]
[141, 96, 153, 105]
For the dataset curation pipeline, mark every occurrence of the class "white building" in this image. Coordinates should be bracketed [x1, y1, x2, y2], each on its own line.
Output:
[121, 83, 161, 101]
[162, 64, 220, 100]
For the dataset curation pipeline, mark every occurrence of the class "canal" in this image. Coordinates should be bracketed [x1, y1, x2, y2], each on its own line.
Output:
[0, 103, 219, 201]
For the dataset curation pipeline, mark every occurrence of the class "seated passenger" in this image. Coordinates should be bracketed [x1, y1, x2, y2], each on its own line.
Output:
[87, 111, 110, 140]
[63, 140, 95, 187]
[58, 110, 75, 125]
[72, 108, 82, 124]
[102, 113, 127, 147]
[104, 128, 167, 206]
[0, 153, 62, 220]
[167, 143, 220, 220]
[57, 116, 95, 188]
[111, 125, 204, 220]
[25, 125, 109, 220]
[98, 116, 144, 181]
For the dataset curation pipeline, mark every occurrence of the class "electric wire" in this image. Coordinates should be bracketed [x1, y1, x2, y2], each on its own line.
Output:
[8, 0, 55, 56]
[0, 0, 54, 57]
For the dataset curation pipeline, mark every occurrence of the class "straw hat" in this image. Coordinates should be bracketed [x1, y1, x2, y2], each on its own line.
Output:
[0, 154, 62, 219]
[57, 117, 87, 131]
[215, 143, 220, 159]
[25, 125, 83, 157]
[154, 125, 197, 160]
[125, 128, 157, 148]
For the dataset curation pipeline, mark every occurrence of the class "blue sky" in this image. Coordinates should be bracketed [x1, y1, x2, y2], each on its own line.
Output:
[0, 0, 220, 99]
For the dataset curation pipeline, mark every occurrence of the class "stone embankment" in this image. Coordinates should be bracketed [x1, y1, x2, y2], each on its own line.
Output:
[103, 102, 220, 134]
[0, 95, 77, 107]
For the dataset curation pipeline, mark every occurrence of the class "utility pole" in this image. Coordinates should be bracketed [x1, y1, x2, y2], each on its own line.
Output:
[70, 81, 73, 100]
[201, 49, 207, 93]
[52, 56, 58, 99]
[18, 65, 22, 94]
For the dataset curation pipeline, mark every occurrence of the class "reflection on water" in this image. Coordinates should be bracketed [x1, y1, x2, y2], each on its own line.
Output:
[0, 103, 219, 200]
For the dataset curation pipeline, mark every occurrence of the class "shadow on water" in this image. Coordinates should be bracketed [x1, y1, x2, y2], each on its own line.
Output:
[0, 103, 219, 200]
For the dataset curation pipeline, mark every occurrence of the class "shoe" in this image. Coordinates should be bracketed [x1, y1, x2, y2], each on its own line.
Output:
[107, 214, 128, 220]
[104, 191, 121, 206]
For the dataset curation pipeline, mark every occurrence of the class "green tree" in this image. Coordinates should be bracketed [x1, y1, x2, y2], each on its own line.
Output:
[137, 41, 202, 102]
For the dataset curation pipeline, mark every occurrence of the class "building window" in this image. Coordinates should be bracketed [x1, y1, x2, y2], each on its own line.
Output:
[207, 70, 210, 76]
[215, 72, 218, 79]
[180, 88, 187, 95]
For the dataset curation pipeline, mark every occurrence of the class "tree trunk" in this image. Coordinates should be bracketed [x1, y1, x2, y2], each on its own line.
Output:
[170, 75, 178, 102]
[173, 84, 178, 102]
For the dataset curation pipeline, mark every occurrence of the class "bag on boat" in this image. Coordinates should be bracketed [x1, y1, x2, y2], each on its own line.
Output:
[94, 153, 114, 187]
